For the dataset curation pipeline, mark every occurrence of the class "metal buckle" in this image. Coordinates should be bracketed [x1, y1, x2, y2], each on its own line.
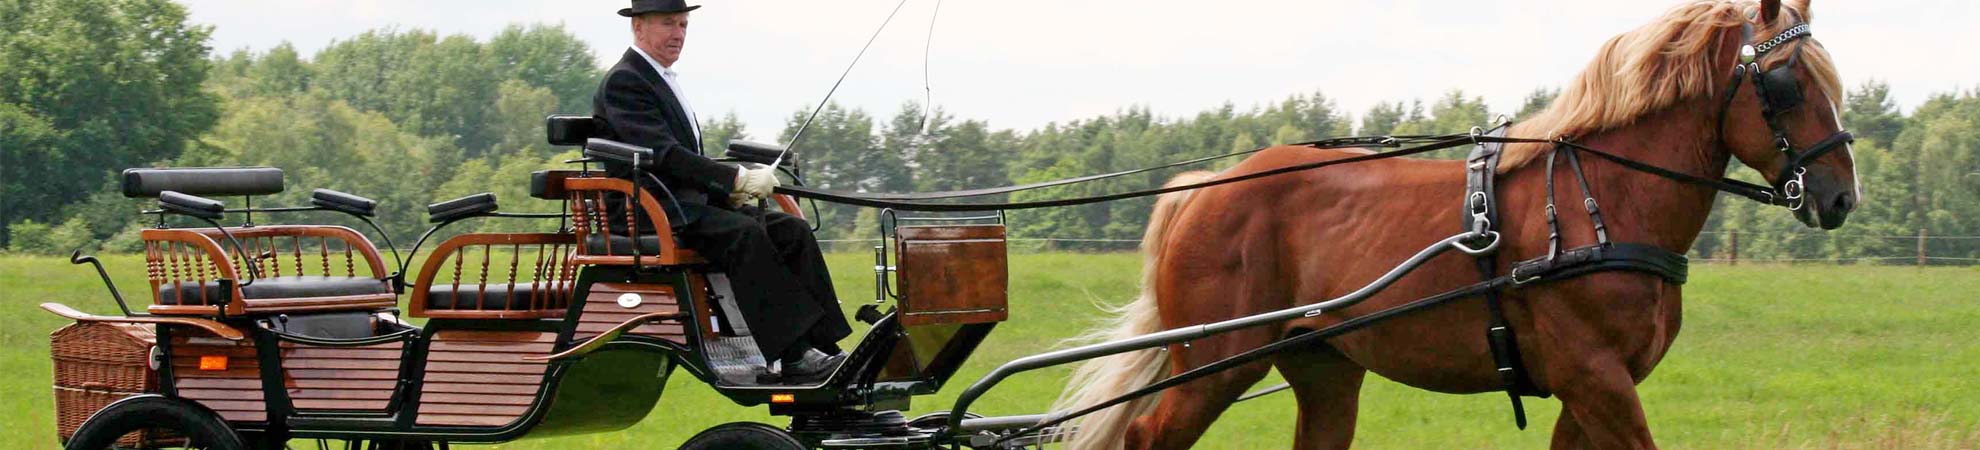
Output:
[1468, 192, 1492, 237]
[1782, 167, 1808, 211]
[1510, 265, 1542, 286]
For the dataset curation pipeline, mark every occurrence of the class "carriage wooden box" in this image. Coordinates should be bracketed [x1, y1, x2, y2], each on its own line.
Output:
[894, 224, 1009, 326]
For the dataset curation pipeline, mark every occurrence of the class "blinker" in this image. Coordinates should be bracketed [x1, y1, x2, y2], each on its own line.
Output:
[1760, 65, 1803, 112]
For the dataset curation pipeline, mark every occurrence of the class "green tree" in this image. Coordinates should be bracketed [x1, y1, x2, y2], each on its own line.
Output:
[492, 79, 561, 158]
[1843, 80, 1905, 149]
[1360, 101, 1407, 135]
[701, 112, 750, 154]
[1515, 88, 1559, 121]
[779, 103, 878, 238]
[313, 30, 503, 157]
[0, 0, 219, 245]
[486, 24, 601, 114]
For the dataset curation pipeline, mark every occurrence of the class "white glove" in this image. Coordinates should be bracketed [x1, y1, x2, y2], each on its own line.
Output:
[734, 166, 780, 199]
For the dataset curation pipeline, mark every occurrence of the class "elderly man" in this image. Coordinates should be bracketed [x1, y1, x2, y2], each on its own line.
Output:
[593, 0, 850, 379]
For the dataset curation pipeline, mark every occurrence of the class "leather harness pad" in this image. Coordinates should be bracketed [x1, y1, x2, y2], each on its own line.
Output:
[1463, 127, 1508, 233]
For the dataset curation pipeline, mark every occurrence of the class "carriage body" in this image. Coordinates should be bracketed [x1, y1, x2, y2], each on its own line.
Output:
[46, 121, 1011, 449]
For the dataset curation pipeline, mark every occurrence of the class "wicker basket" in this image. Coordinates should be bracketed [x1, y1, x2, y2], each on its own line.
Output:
[50, 321, 167, 448]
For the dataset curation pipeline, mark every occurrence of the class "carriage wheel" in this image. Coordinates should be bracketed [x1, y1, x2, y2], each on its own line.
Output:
[64, 395, 247, 450]
[678, 422, 807, 450]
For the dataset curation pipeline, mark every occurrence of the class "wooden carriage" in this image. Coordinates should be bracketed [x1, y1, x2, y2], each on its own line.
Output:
[46, 115, 1011, 450]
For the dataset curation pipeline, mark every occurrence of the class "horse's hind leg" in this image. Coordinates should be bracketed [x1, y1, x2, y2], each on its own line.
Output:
[1274, 343, 1366, 450]
[1123, 343, 1273, 450]
[1550, 412, 1588, 450]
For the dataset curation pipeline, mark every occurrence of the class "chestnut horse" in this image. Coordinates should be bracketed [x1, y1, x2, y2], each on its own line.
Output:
[1052, 0, 1857, 449]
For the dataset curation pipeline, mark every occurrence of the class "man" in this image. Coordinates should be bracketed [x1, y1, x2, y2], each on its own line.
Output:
[593, 0, 850, 379]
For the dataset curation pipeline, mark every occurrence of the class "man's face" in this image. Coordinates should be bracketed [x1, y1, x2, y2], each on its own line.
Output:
[633, 12, 689, 67]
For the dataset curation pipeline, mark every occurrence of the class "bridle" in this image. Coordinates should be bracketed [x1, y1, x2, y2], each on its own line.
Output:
[1714, 16, 1854, 211]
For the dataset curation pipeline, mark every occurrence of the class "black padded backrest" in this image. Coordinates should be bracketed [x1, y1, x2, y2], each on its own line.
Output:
[584, 138, 654, 168]
[122, 167, 284, 198]
[546, 115, 601, 147]
[427, 193, 498, 223]
[529, 170, 581, 200]
[725, 140, 793, 167]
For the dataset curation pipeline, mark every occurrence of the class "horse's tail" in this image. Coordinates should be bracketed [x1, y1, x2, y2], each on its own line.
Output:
[1051, 170, 1215, 450]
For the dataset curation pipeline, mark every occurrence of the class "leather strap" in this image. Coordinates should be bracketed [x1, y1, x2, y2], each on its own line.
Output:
[777, 135, 1485, 211]
[1462, 125, 1544, 429]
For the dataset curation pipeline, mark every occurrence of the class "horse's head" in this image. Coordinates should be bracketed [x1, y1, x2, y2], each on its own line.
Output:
[1717, 0, 1857, 229]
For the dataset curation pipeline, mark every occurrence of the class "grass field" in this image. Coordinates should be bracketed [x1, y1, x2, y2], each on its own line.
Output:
[3, 253, 1976, 449]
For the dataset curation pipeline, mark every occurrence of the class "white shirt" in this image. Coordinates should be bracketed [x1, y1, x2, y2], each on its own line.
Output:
[630, 45, 701, 145]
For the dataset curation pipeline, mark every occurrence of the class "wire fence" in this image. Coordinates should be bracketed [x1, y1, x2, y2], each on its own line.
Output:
[1690, 229, 1980, 266]
[820, 232, 1980, 266]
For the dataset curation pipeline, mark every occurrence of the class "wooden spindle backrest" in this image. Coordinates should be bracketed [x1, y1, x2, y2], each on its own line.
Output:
[408, 232, 580, 319]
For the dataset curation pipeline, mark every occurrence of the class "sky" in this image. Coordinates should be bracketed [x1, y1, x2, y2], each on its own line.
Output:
[179, 0, 1975, 137]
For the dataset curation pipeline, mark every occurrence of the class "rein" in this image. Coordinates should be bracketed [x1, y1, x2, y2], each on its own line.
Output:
[775, 133, 1798, 212]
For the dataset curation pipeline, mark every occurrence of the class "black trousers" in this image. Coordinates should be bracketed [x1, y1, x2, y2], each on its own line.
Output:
[676, 203, 851, 360]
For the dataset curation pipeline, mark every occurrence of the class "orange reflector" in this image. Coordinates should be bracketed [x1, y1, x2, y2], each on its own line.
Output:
[770, 393, 795, 404]
[198, 355, 229, 371]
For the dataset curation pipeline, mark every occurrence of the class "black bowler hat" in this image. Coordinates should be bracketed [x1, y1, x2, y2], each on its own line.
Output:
[619, 0, 700, 17]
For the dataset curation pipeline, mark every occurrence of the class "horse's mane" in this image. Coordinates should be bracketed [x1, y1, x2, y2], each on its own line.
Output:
[1501, 0, 1844, 171]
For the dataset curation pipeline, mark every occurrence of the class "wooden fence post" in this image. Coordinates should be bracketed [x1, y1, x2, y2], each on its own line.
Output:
[1728, 230, 1738, 266]
[1918, 228, 1928, 267]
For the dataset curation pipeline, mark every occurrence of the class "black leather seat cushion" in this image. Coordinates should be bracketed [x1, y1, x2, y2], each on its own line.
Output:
[424, 283, 541, 311]
[156, 276, 392, 305]
[584, 233, 666, 255]
[264, 311, 378, 340]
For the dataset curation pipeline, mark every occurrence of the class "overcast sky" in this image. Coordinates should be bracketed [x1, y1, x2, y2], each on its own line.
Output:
[179, 0, 1973, 137]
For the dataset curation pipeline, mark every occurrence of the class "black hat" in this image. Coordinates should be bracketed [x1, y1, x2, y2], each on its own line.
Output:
[619, 0, 700, 17]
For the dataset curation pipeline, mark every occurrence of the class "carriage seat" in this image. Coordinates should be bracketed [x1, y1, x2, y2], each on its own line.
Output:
[583, 233, 700, 258]
[262, 311, 387, 340]
[422, 283, 540, 311]
[155, 276, 393, 306]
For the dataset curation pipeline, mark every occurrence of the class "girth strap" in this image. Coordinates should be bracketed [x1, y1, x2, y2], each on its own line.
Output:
[1513, 243, 1690, 286]
[1460, 125, 1545, 429]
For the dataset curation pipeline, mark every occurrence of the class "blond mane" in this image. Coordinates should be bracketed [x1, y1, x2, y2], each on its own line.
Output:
[1501, 0, 1844, 170]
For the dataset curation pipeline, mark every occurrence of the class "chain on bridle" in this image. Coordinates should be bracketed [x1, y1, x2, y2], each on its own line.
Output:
[1715, 16, 1854, 211]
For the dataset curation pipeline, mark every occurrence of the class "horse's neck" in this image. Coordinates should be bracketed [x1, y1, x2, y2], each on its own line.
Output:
[1514, 104, 1730, 253]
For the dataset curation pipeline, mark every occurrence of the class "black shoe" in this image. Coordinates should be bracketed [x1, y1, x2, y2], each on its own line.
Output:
[778, 349, 846, 379]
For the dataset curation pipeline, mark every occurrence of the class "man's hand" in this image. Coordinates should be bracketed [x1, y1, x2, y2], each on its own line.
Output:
[735, 166, 780, 199]
[729, 191, 754, 208]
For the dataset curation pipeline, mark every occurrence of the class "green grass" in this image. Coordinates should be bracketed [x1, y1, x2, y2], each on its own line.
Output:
[3, 253, 1976, 449]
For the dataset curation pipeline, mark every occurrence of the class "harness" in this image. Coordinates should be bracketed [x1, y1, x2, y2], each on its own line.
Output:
[770, 15, 1855, 443]
[1463, 17, 1846, 428]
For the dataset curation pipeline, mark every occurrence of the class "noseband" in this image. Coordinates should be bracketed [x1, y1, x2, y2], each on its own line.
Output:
[1715, 18, 1854, 211]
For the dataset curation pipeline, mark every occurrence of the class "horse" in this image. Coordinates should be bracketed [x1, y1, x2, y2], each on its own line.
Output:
[1051, 0, 1857, 448]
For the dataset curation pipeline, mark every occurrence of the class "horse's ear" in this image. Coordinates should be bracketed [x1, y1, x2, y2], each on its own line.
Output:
[1761, 0, 1783, 23]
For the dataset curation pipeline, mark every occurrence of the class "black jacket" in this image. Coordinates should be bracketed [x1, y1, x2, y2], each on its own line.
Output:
[592, 47, 736, 223]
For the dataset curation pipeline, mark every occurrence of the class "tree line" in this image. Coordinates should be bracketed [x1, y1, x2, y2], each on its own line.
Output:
[3, 0, 1975, 263]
